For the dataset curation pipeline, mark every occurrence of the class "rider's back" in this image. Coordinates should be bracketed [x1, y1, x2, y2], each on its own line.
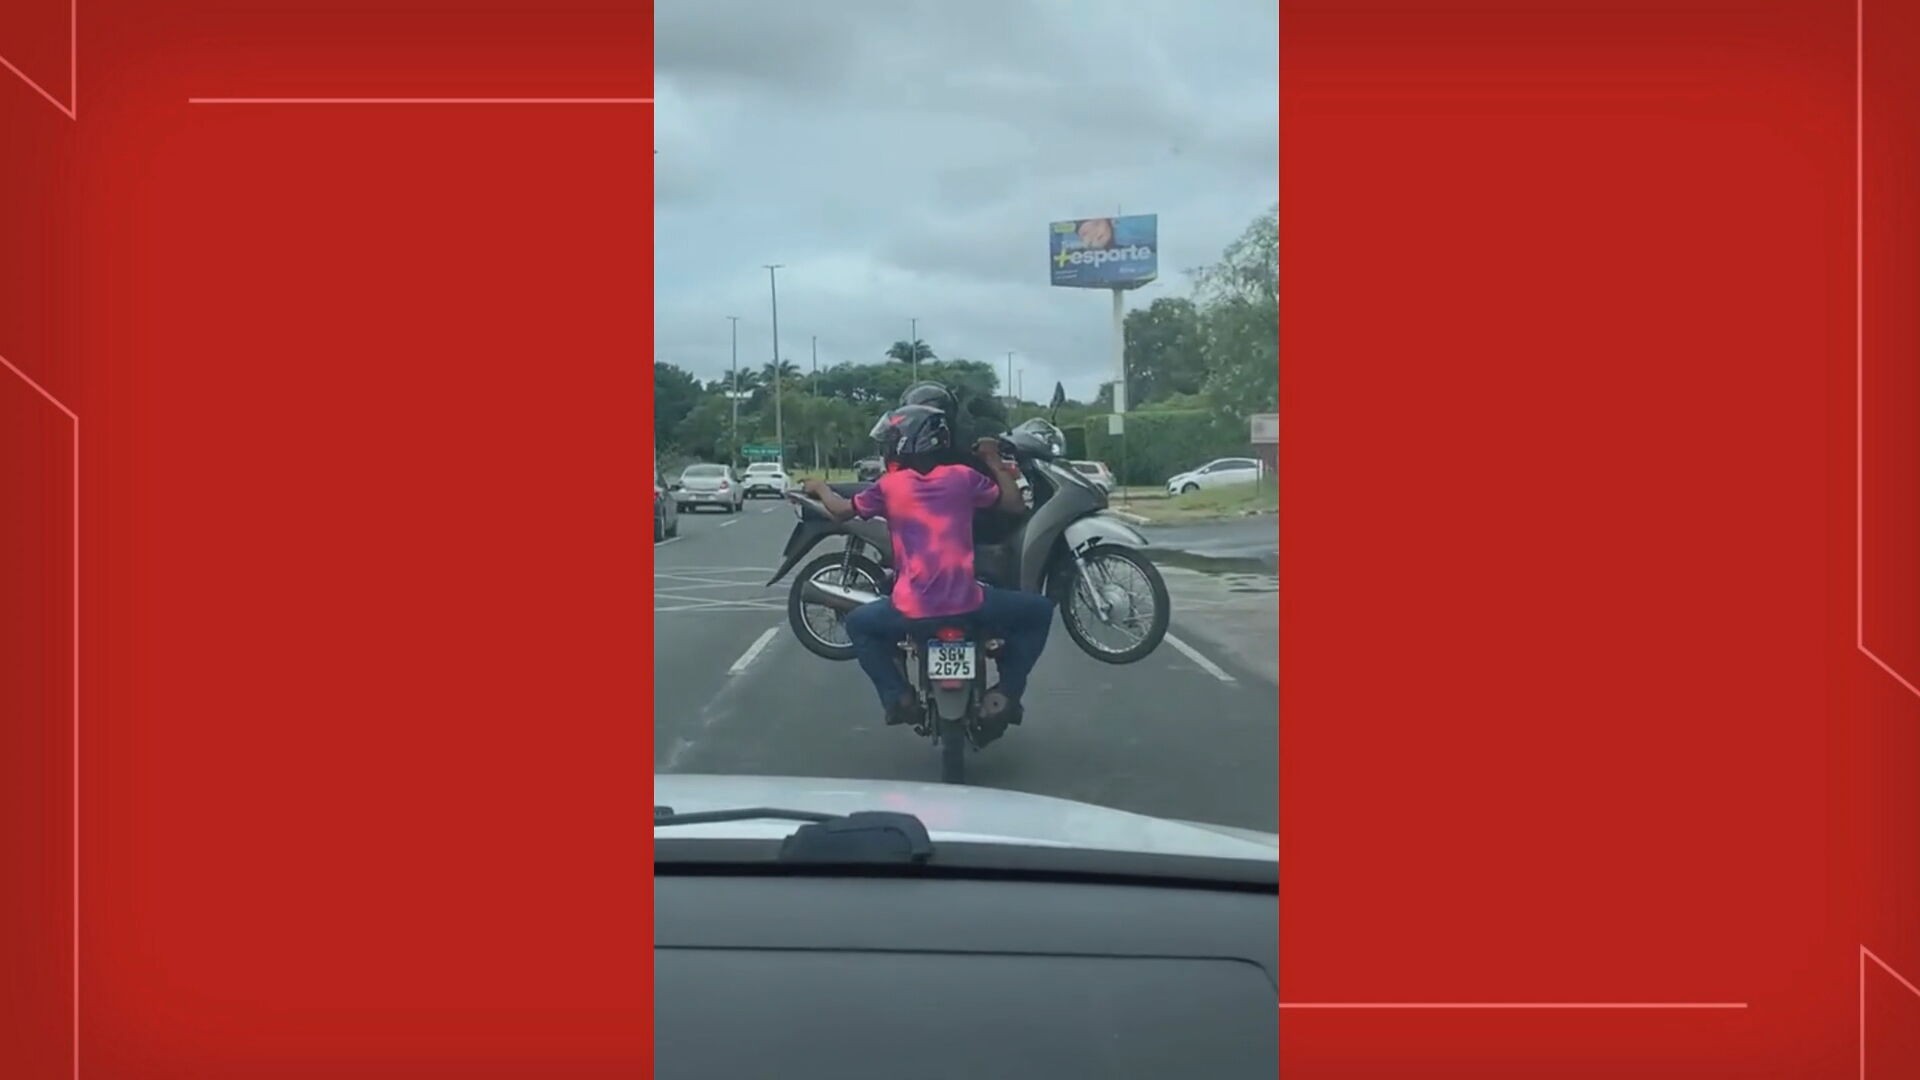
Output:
[852, 463, 1000, 619]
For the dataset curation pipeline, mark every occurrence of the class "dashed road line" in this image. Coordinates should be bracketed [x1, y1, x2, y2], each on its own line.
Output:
[1164, 632, 1237, 684]
[727, 626, 781, 675]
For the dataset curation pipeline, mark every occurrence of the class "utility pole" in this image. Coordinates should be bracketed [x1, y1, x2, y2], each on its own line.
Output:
[727, 315, 740, 466]
[909, 317, 919, 382]
[811, 335, 819, 396]
[765, 264, 784, 470]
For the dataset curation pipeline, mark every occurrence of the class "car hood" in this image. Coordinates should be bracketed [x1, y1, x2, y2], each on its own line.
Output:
[654, 773, 1277, 861]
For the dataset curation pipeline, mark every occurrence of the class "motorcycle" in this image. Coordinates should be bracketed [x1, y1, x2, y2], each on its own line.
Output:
[767, 417, 1171, 669]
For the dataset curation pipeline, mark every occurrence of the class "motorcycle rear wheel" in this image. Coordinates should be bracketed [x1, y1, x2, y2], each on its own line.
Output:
[939, 717, 967, 784]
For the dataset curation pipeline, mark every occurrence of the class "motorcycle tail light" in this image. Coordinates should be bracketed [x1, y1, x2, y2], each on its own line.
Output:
[935, 626, 965, 642]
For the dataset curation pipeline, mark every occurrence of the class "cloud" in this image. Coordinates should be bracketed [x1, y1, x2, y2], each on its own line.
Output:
[654, 0, 1276, 402]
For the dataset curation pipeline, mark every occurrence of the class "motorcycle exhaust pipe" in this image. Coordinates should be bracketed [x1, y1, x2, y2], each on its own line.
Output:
[800, 579, 883, 613]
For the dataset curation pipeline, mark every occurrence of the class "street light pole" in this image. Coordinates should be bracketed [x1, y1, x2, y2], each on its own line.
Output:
[909, 317, 919, 382]
[811, 335, 819, 396]
[765, 264, 785, 470]
[727, 315, 740, 466]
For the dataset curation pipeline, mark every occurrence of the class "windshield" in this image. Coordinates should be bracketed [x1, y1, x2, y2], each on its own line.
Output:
[653, 2, 1277, 853]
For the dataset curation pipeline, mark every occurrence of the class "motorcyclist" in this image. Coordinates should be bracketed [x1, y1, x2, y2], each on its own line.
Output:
[899, 379, 1021, 543]
[801, 405, 1054, 730]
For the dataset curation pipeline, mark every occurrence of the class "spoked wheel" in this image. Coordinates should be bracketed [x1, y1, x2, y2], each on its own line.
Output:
[787, 552, 886, 661]
[1057, 546, 1171, 664]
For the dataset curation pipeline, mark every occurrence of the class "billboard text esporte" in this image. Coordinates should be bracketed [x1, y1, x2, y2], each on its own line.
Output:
[1049, 214, 1158, 289]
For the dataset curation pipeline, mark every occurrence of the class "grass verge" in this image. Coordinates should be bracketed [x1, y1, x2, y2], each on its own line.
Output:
[1124, 483, 1276, 524]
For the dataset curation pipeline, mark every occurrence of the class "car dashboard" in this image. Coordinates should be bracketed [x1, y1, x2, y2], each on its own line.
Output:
[656, 849, 1277, 1079]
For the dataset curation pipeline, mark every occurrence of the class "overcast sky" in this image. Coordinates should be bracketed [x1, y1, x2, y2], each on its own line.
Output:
[654, 0, 1277, 402]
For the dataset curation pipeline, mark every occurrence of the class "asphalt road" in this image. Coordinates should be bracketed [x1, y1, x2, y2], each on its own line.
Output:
[653, 500, 1279, 832]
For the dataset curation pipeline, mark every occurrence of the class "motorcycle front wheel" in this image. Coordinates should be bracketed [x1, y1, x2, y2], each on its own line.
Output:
[1056, 546, 1171, 665]
[787, 551, 886, 662]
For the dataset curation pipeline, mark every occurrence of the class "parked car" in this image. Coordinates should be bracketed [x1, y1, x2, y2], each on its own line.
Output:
[1166, 457, 1264, 496]
[675, 463, 744, 513]
[655, 467, 680, 541]
[741, 462, 791, 499]
[855, 457, 884, 482]
[1068, 460, 1116, 493]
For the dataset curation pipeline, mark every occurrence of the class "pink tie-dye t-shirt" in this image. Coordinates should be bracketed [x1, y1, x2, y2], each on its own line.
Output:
[852, 464, 1001, 619]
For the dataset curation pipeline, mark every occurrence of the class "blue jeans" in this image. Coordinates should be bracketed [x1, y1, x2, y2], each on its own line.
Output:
[844, 587, 1056, 709]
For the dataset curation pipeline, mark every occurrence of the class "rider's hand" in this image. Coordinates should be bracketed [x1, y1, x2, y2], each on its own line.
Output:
[973, 437, 1005, 468]
[802, 478, 829, 497]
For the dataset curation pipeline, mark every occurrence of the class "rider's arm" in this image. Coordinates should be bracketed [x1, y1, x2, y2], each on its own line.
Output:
[802, 478, 864, 522]
[972, 440, 1026, 516]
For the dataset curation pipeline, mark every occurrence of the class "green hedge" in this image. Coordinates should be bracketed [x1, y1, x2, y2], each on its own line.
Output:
[1079, 409, 1250, 486]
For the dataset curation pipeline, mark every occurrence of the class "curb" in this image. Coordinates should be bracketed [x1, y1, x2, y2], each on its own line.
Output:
[1109, 508, 1153, 526]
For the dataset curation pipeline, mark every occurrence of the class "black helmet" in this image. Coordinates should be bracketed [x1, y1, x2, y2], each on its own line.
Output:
[900, 380, 956, 415]
[869, 404, 953, 460]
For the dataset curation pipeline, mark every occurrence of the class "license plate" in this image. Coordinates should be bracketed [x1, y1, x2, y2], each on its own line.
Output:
[927, 640, 976, 680]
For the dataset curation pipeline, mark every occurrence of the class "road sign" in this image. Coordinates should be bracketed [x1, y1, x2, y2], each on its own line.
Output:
[1250, 414, 1278, 445]
[743, 444, 781, 461]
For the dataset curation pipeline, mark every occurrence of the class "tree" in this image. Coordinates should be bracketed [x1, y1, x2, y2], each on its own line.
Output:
[672, 393, 736, 462]
[1195, 203, 1277, 309]
[885, 339, 936, 365]
[761, 358, 801, 383]
[783, 393, 871, 472]
[1195, 204, 1278, 412]
[654, 362, 703, 450]
[1123, 297, 1207, 406]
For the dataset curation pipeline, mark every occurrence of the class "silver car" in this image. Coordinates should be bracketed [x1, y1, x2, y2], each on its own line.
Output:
[674, 463, 744, 513]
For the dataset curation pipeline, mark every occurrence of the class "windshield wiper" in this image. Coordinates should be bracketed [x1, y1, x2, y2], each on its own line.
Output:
[654, 806, 836, 826]
[654, 806, 933, 864]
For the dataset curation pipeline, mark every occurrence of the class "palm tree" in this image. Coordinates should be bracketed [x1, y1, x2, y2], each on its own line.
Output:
[885, 339, 936, 365]
[761, 359, 801, 383]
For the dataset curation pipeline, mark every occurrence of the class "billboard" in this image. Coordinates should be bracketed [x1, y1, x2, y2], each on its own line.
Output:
[1049, 214, 1157, 289]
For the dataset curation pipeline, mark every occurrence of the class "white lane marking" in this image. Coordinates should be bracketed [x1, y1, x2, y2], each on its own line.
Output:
[727, 626, 781, 675]
[656, 536, 683, 547]
[1164, 632, 1237, 684]
[718, 518, 739, 528]
[762, 506, 780, 514]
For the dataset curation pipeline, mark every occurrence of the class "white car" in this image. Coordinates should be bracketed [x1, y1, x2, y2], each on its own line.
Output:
[1166, 457, 1264, 496]
[1068, 460, 1116, 493]
[741, 462, 791, 499]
